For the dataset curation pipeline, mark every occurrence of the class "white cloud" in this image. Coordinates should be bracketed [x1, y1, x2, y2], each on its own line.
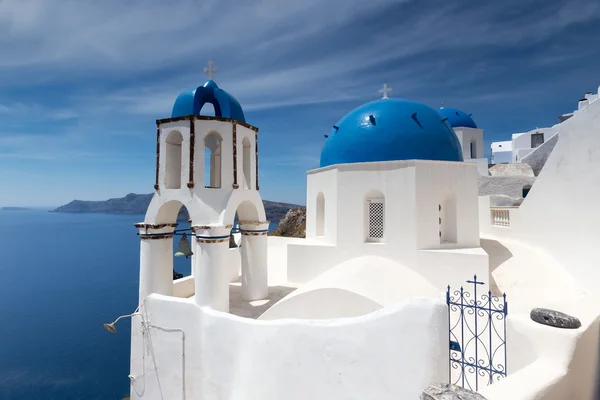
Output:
[1, 0, 599, 162]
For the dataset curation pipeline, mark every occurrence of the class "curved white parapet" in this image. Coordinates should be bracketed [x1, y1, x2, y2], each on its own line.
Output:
[259, 287, 382, 320]
[129, 294, 448, 400]
[259, 255, 440, 320]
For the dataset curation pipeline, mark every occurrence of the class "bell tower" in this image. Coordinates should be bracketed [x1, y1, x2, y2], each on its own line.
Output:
[137, 61, 269, 313]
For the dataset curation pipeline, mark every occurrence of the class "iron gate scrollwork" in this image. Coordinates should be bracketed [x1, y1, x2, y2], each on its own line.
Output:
[446, 275, 508, 391]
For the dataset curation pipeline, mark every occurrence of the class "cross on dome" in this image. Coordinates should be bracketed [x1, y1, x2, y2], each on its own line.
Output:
[203, 60, 218, 80]
[379, 83, 392, 99]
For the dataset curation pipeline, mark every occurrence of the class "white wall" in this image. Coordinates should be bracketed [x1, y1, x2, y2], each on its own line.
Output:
[478, 99, 600, 290]
[416, 247, 489, 293]
[292, 160, 487, 293]
[130, 294, 449, 400]
[480, 313, 600, 400]
[510, 99, 600, 292]
[262, 256, 440, 320]
[454, 127, 484, 160]
[492, 151, 512, 164]
[466, 158, 490, 175]
[173, 276, 195, 298]
[415, 161, 480, 249]
[491, 141, 513, 164]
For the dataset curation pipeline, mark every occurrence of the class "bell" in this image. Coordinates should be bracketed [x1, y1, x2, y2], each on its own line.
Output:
[174, 233, 193, 258]
[103, 322, 117, 333]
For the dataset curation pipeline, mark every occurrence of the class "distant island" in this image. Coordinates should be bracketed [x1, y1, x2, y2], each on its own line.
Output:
[53, 193, 303, 222]
[1, 206, 31, 211]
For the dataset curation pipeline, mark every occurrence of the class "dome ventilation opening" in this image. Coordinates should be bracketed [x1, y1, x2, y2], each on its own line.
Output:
[411, 112, 423, 129]
[369, 115, 376, 125]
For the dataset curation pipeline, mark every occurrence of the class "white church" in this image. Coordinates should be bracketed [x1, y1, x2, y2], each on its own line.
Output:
[106, 62, 600, 400]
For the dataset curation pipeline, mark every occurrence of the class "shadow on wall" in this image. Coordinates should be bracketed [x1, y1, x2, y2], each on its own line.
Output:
[480, 239, 513, 296]
[229, 283, 297, 319]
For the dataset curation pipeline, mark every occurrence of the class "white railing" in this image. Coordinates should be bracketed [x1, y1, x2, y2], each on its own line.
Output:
[490, 208, 511, 227]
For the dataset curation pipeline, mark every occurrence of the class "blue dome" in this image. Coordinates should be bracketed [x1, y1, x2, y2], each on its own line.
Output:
[437, 107, 477, 128]
[320, 98, 464, 168]
[171, 80, 245, 122]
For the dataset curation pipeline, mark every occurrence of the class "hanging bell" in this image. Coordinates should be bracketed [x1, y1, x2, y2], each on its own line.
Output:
[174, 233, 193, 259]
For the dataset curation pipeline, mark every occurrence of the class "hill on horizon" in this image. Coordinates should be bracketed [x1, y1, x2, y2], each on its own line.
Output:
[53, 193, 303, 222]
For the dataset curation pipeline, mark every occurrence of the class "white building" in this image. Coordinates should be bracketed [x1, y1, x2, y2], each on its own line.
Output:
[511, 126, 557, 163]
[490, 140, 512, 164]
[111, 66, 600, 400]
[490, 86, 600, 168]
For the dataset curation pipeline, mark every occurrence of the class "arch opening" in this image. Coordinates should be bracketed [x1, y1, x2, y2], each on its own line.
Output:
[365, 190, 385, 243]
[242, 137, 252, 190]
[148, 200, 194, 299]
[470, 140, 477, 159]
[439, 190, 457, 244]
[165, 131, 183, 189]
[204, 132, 222, 189]
[231, 199, 269, 308]
[522, 184, 532, 198]
[199, 102, 216, 117]
[172, 204, 193, 280]
[316, 192, 325, 237]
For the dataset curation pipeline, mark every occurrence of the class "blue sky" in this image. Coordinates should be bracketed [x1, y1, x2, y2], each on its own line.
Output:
[1, 0, 600, 207]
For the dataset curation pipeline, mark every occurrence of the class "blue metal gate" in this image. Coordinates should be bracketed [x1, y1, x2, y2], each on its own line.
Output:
[446, 275, 508, 391]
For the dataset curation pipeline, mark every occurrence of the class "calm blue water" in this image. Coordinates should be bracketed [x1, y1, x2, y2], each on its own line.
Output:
[0, 210, 278, 400]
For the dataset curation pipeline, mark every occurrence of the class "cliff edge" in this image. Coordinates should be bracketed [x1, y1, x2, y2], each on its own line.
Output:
[269, 208, 306, 238]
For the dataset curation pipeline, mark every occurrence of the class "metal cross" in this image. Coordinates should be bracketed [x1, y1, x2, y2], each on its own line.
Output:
[379, 83, 392, 99]
[203, 60, 218, 80]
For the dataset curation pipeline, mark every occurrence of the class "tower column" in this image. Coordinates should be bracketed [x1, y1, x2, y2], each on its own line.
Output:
[135, 223, 177, 304]
[193, 225, 231, 312]
[239, 221, 270, 301]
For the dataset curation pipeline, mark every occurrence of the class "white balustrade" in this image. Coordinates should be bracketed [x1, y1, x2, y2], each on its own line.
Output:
[491, 208, 511, 227]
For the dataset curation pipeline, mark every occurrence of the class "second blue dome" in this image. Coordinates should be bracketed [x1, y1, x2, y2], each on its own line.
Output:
[320, 98, 464, 168]
[437, 107, 477, 129]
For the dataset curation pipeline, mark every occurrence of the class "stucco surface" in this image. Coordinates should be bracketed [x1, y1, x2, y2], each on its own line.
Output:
[260, 255, 440, 320]
[515, 97, 600, 292]
[131, 295, 449, 400]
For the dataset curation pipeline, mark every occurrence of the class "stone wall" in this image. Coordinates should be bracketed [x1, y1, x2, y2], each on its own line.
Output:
[478, 175, 535, 199]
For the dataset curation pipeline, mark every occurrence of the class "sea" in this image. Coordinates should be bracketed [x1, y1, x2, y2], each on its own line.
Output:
[0, 209, 278, 400]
